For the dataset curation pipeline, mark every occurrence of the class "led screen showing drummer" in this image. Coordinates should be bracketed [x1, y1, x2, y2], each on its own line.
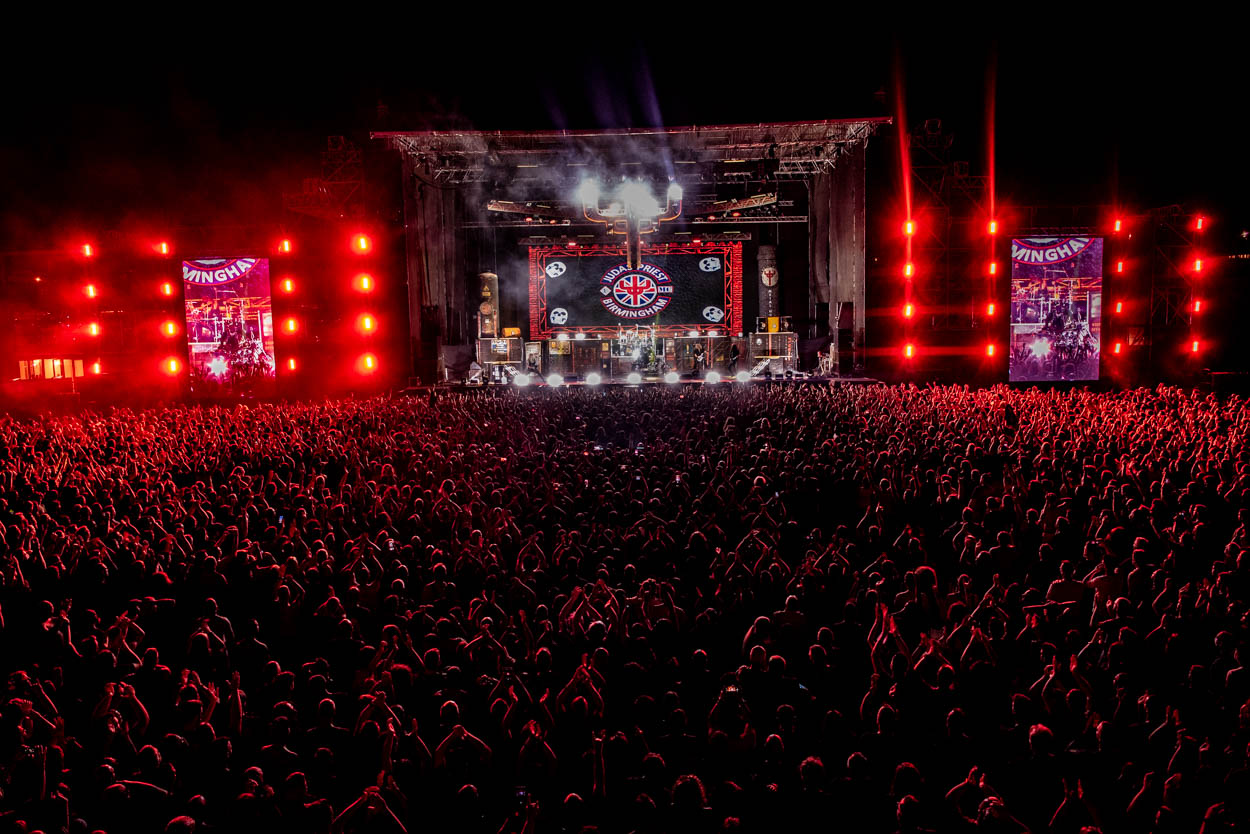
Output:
[181, 257, 277, 391]
[1009, 237, 1103, 382]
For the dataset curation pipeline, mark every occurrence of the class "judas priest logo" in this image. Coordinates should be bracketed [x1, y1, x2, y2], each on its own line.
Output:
[182, 258, 263, 286]
[599, 263, 673, 319]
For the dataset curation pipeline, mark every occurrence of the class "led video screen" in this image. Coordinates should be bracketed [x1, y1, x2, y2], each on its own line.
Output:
[182, 257, 276, 390]
[1009, 237, 1103, 382]
[529, 242, 743, 338]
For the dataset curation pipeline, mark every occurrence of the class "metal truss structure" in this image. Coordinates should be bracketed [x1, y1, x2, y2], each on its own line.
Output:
[374, 120, 889, 187]
[283, 137, 365, 219]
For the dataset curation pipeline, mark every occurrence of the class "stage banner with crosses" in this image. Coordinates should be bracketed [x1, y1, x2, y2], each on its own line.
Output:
[529, 242, 742, 339]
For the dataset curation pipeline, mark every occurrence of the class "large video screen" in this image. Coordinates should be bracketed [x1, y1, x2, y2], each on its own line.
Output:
[528, 242, 743, 338]
[1009, 237, 1103, 382]
[182, 257, 276, 390]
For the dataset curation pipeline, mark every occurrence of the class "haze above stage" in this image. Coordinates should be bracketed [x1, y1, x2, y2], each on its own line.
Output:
[373, 119, 889, 382]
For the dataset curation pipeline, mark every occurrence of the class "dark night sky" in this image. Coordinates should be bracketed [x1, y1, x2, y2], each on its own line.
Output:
[2, 16, 1246, 248]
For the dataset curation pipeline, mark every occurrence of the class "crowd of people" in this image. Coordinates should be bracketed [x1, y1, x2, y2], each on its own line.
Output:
[2, 383, 1249, 834]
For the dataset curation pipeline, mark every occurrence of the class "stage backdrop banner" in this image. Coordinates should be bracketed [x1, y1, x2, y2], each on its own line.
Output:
[528, 242, 743, 339]
[1008, 237, 1103, 382]
[182, 257, 277, 390]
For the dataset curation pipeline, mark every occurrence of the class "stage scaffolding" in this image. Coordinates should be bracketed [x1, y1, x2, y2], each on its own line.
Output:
[373, 119, 888, 382]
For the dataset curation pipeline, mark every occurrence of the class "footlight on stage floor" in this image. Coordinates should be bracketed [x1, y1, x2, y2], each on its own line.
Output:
[705, 371, 722, 384]
[664, 371, 680, 383]
[546, 373, 563, 387]
[585, 372, 602, 386]
[627, 372, 642, 385]
[513, 373, 531, 387]
[736, 370, 751, 383]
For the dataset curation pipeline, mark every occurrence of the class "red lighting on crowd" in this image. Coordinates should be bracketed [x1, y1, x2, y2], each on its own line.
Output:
[284, 317, 299, 333]
[986, 343, 996, 357]
[1114, 342, 1123, 355]
[161, 282, 174, 296]
[354, 273, 374, 292]
[82, 243, 94, 258]
[357, 313, 376, 333]
[85, 284, 97, 298]
[988, 220, 998, 235]
[353, 234, 372, 253]
[162, 320, 178, 337]
[903, 220, 915, 236]
[1191, 340, 1201, 353]
[904, 343, 915, 358]
[902, 303, 914, 319]
[903, 262, 914, 278]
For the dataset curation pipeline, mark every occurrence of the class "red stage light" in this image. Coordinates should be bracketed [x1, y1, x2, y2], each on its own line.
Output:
[85, 284, 97, 298]
[91, 362, 101, 375]
[281, 278, 294, 293]
[353, 234, 372, 253]
[986, 343, 996, 357]
[903, 262, 915, 278]
[1191, 340, 1200, 353]
[903, 220, 915, 236]
[162, 320, 178, 337]
[691, 238, 702, 244]
[1114, 342, 1123, 354]
[904, 343, 915, 358]
[1115, 301, 1123, 314]
[986, 302, 996, 316]
[988, 261, 998, 275]
[1116, 260, 1124, 273]
[284, 317, 299, 333]
[1196, 216, 1205, 231]
[82, 243, 94, 257]
[161, 282, 174, 296]
[287, 358, 297, 371]
[87, 322, 99, 336]
[1113, 219, 1122, 233]
[357, 353, 378, 374]
[280, 239, 292, 253]
[158, 241, 170, 255]
[988, 220, 998, 235]
[165, 358, 181, 375]
[357, 313, 376, 334]
[354, 273, 373, 292]
[1194, 299, 1203, 313]
[1194, 258, 1203, 272]
[902, 303, 914, 319]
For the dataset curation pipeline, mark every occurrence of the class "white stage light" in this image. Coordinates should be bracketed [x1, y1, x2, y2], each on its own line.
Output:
[665, 371, 679, 383]
[709, 330, 719, 337]
[705, 371, 722, 384]
[736, 370, 751, 383]
[619, 181, 660, 217]
[668, 182, 683, 201]
[585, 372, 601, 386]
[514, 373, 531, 387]
[546, 373, 563, 387]
[556, 333, 569, 341]
[687, 330, 699, 337]
[627, 372, 642, 384]
[574, 332, 586, 340]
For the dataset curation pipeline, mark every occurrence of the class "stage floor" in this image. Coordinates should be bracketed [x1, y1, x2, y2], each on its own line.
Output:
[418, 375, 882, 392]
